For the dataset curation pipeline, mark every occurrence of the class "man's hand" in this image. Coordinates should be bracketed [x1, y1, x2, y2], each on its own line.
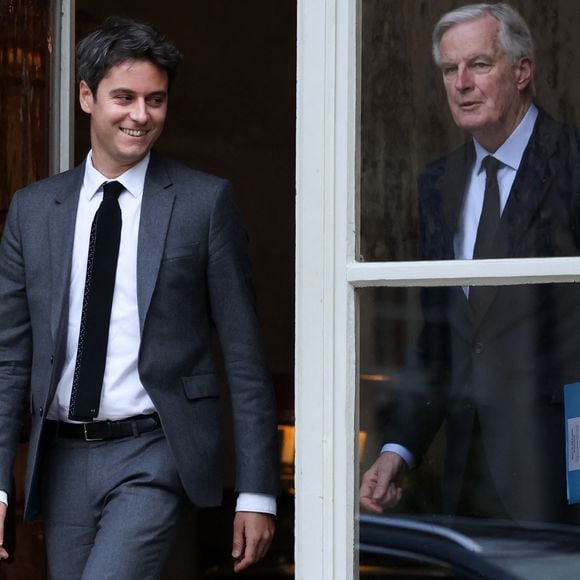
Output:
[232, 512, 275, 573]
[0, 502, 9, 561]
[360, 451, 408, 513]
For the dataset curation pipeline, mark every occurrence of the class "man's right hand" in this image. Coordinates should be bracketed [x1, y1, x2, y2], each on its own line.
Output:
[0, 502, 9, 560]
[359, 451, 409, 513]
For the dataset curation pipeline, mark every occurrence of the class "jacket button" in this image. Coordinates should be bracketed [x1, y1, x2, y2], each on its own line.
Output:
[473, 342, 484, 354]
[50, 355, 54, 364]
[39, 407, 44, 417]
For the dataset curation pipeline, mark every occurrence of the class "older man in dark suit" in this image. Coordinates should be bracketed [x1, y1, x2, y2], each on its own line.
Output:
[0, 17, 279, 578]
[361, 2, 580, 523]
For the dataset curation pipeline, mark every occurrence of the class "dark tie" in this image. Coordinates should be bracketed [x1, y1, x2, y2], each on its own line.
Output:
[68, 180, 124, 421]
[473, 155, 501, 259]
[470, 156, 501, 314]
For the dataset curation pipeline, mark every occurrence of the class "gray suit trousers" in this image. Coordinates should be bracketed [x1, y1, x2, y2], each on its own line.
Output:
[41, 428, 186, 580]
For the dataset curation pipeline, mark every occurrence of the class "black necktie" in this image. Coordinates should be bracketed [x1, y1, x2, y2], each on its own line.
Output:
[470, 156, 501, 314]
[69, 180, 124, 421]
[473, 155, 501, 259]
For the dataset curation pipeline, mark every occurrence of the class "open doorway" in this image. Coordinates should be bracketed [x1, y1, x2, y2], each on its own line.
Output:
[0, 1, 295, 578]
[75, 1, 297, 577]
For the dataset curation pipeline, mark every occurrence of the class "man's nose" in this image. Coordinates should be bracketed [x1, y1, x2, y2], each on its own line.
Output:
[455, 66, 473, 91]
[130, 99, 148, 123]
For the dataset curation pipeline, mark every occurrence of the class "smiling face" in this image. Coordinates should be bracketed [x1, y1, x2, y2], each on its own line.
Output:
[438, 14, 533, 151]
[79, 59, 169, 177]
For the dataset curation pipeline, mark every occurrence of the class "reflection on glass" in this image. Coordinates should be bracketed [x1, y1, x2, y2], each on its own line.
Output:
[359, 283, 580, 578]
[360, 0, 580, 262]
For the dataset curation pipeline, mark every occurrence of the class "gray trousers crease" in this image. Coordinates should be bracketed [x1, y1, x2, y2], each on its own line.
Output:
[41, 428, 186, 580]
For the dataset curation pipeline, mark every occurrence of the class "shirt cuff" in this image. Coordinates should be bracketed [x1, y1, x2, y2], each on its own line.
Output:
[0, 490, 7, 506]
[236, 492, 277, 516]
[381, 443, 416, 470]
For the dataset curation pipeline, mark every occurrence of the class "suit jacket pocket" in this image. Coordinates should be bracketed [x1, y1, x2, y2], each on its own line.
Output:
[163, 242, 200, 261]
[182, 373, 220, 400]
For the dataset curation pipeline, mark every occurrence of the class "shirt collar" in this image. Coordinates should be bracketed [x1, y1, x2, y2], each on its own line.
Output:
[83, 152, 150, 200]
[473, 104, 538, 174]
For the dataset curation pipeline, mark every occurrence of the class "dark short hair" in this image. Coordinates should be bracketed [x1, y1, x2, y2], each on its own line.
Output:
[76, 16, 183, 96]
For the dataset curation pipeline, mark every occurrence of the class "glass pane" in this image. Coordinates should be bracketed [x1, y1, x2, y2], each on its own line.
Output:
[359, 0, 580, 262]
[359, 284, 580, 579]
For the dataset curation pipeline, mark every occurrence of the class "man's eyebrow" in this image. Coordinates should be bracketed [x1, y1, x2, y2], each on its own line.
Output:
[440, 52, 493, 66]
[467, 53, 493, 61]
[109, 88, 168, 97]
[110, 87, 136, 94]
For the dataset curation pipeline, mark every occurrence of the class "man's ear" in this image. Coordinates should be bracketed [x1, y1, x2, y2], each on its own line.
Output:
[515, 57, 533, 92]
[79, 80, 94, 114]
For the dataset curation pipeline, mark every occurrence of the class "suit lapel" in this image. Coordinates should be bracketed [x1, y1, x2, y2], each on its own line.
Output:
[137, 152, 176, 333]
[495, 111, 559, 257]
[442, 142, 475, 234]
[48, 166, 84, 343]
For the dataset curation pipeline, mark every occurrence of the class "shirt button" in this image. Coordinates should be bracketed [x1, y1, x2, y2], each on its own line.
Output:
[473, 342, 484, 354]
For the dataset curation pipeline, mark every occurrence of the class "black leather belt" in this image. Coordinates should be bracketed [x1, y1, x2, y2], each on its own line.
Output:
[49, 413, 161, 442]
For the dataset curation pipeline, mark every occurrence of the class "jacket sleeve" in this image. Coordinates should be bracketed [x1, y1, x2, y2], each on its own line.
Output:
[383, 285, 449, 464]
[206, 182, 280, 496]
[382, 167, 452, 465]
[0, 193, 33, 492]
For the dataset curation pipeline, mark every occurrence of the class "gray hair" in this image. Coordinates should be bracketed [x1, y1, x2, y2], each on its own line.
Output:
[432, 3, 534, 66]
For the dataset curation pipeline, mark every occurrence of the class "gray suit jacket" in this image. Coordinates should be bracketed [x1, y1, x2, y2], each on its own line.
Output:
[0, 151, 280, 520]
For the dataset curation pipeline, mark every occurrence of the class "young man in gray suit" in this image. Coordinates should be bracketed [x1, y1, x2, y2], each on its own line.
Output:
[0, 17, 279, 578]
[361, 3, 580, 523]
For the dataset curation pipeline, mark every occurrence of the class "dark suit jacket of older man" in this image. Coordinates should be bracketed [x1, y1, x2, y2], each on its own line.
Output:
[0, 150, 280, 521]
[384, 109, 580, 522]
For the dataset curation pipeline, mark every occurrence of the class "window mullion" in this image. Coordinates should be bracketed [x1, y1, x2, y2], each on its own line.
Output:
[347, 257, 580, 287]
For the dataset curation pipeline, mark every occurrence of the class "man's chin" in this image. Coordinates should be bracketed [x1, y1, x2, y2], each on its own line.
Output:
[451, 114, 486, 135]
[117, 146, 153, 166]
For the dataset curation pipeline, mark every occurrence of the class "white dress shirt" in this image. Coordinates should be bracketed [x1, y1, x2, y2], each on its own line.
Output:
[454, 105, 539, 261]
[382, 105, 539, 468]
[48, 153, 154, 421]
[0, 153, 276, 514]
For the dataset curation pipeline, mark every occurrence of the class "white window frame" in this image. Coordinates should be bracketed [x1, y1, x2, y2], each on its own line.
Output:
[51, 0, 75, 174]
[295, 1, 580, 579]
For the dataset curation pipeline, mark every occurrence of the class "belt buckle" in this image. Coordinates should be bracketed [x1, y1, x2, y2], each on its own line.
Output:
[83, 423, 103, 442]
